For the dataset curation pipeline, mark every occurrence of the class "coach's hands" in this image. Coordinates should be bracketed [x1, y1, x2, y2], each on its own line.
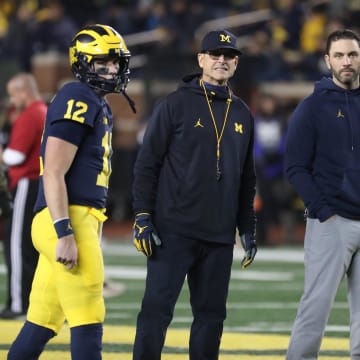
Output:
[240, 233, 257, 269]
[133, 212, 161, 257]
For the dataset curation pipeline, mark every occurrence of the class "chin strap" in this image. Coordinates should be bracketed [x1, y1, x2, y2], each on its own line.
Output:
[122, 90, 136, 113]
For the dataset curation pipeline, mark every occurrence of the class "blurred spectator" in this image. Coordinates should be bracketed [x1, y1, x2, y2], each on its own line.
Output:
[98, 1, 162, 36]
[251, 29, 290, 82]
[1, 1, 38, 71]
[132, 1, 162, 33]
[253, 92, 289, 244]
[0, 73, 46, 319]
[300, 2, 327, 54]
[0, 1, 12, 40]
[160, 0, 195, 49]
[233, 28, 290, 103]
[273, 0, 305, 51]
[299, 17, 346, 81]
[32, 0, 78, 55]
[98, 4, 137, 35]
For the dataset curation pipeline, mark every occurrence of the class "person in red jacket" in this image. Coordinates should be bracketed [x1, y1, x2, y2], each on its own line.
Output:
[0, 73, 47, 319]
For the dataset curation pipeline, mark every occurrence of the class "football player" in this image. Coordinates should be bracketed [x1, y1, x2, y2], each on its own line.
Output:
[7, 24, 133, 360]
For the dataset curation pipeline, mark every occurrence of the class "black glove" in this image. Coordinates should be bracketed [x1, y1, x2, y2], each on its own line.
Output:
[240, 233, 257, 269]
[133, 213, 161, 257]
[0, 190, 12, 218]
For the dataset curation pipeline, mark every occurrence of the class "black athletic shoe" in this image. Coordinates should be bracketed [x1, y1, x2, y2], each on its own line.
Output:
[0, 308, 26, 320]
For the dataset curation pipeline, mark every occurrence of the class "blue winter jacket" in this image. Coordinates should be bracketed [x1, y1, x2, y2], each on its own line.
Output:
[133, 74, 256, 244]
[285, 77, 360, 221]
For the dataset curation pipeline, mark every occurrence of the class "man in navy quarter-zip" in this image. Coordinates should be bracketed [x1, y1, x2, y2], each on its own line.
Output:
[132, 29, 257, 360]
[285, 29, 360, 359]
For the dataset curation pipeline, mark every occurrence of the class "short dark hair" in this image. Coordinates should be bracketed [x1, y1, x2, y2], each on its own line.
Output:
[325, 29, 360, 54]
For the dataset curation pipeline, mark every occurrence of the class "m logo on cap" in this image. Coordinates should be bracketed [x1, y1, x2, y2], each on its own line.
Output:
[220, 34, 231, 43]
[200, 29, 242, 55]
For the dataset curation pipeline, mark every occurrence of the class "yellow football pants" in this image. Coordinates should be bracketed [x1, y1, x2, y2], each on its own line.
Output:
[27, 205, 107, 333]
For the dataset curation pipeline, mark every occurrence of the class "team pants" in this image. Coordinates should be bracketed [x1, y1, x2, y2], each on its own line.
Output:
[28, 205, 106, 333]
[3, 178, 39, 313]
[286, 216, 360, 360]
[133, 234, 234, 360]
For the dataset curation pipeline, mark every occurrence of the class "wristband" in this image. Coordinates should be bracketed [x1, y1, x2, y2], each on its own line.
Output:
[53, 218, 74, 238]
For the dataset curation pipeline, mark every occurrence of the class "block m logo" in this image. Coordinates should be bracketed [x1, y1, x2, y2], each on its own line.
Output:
[220, 34, 231, 43]
[234, 122, 243, 133]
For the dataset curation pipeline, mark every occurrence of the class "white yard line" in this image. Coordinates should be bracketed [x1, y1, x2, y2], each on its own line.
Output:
[100, 241, 305, 262]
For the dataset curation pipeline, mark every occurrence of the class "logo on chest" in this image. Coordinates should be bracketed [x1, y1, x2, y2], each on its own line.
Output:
[337, 109, 345, 118]
[234, 122, 243, 133]
[194, 118, 204, 128]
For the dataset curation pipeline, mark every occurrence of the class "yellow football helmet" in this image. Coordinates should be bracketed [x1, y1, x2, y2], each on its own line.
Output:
[69, 24, 131, 94]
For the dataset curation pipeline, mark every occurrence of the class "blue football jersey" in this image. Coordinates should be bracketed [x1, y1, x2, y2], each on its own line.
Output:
[34, 81, 114, 211]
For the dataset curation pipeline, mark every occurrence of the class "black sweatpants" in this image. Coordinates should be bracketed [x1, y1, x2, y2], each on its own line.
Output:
[3, 178, 39, 313]
[133, 233, 234, 360]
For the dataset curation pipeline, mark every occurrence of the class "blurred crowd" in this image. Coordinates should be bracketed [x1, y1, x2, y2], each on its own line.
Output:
[0, 0, 360, 244]
[0, 0, 359, 77]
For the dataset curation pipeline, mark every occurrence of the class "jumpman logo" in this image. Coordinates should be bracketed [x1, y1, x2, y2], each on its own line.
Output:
[194, 118, 204, 128]
[337, 109, 345, 118]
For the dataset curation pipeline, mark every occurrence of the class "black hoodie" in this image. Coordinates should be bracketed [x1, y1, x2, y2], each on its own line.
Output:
[285, 77, 360, 221]
[132, 74, 256, 244]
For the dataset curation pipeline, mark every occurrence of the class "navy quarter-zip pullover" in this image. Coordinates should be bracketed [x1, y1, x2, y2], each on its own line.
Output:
[133, 73, 256, 243]
[285, 77, 360, 221]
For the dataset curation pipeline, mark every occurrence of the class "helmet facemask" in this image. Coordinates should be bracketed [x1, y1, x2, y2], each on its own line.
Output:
[73, 52, 131, 94]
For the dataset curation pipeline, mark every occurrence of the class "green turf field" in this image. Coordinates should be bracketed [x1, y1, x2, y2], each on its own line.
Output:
[0, 240, 349, 359]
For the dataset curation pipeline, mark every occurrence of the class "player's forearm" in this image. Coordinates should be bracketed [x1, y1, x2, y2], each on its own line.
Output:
[42, 136, 77, 221]
[43, 171, 70, 221]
